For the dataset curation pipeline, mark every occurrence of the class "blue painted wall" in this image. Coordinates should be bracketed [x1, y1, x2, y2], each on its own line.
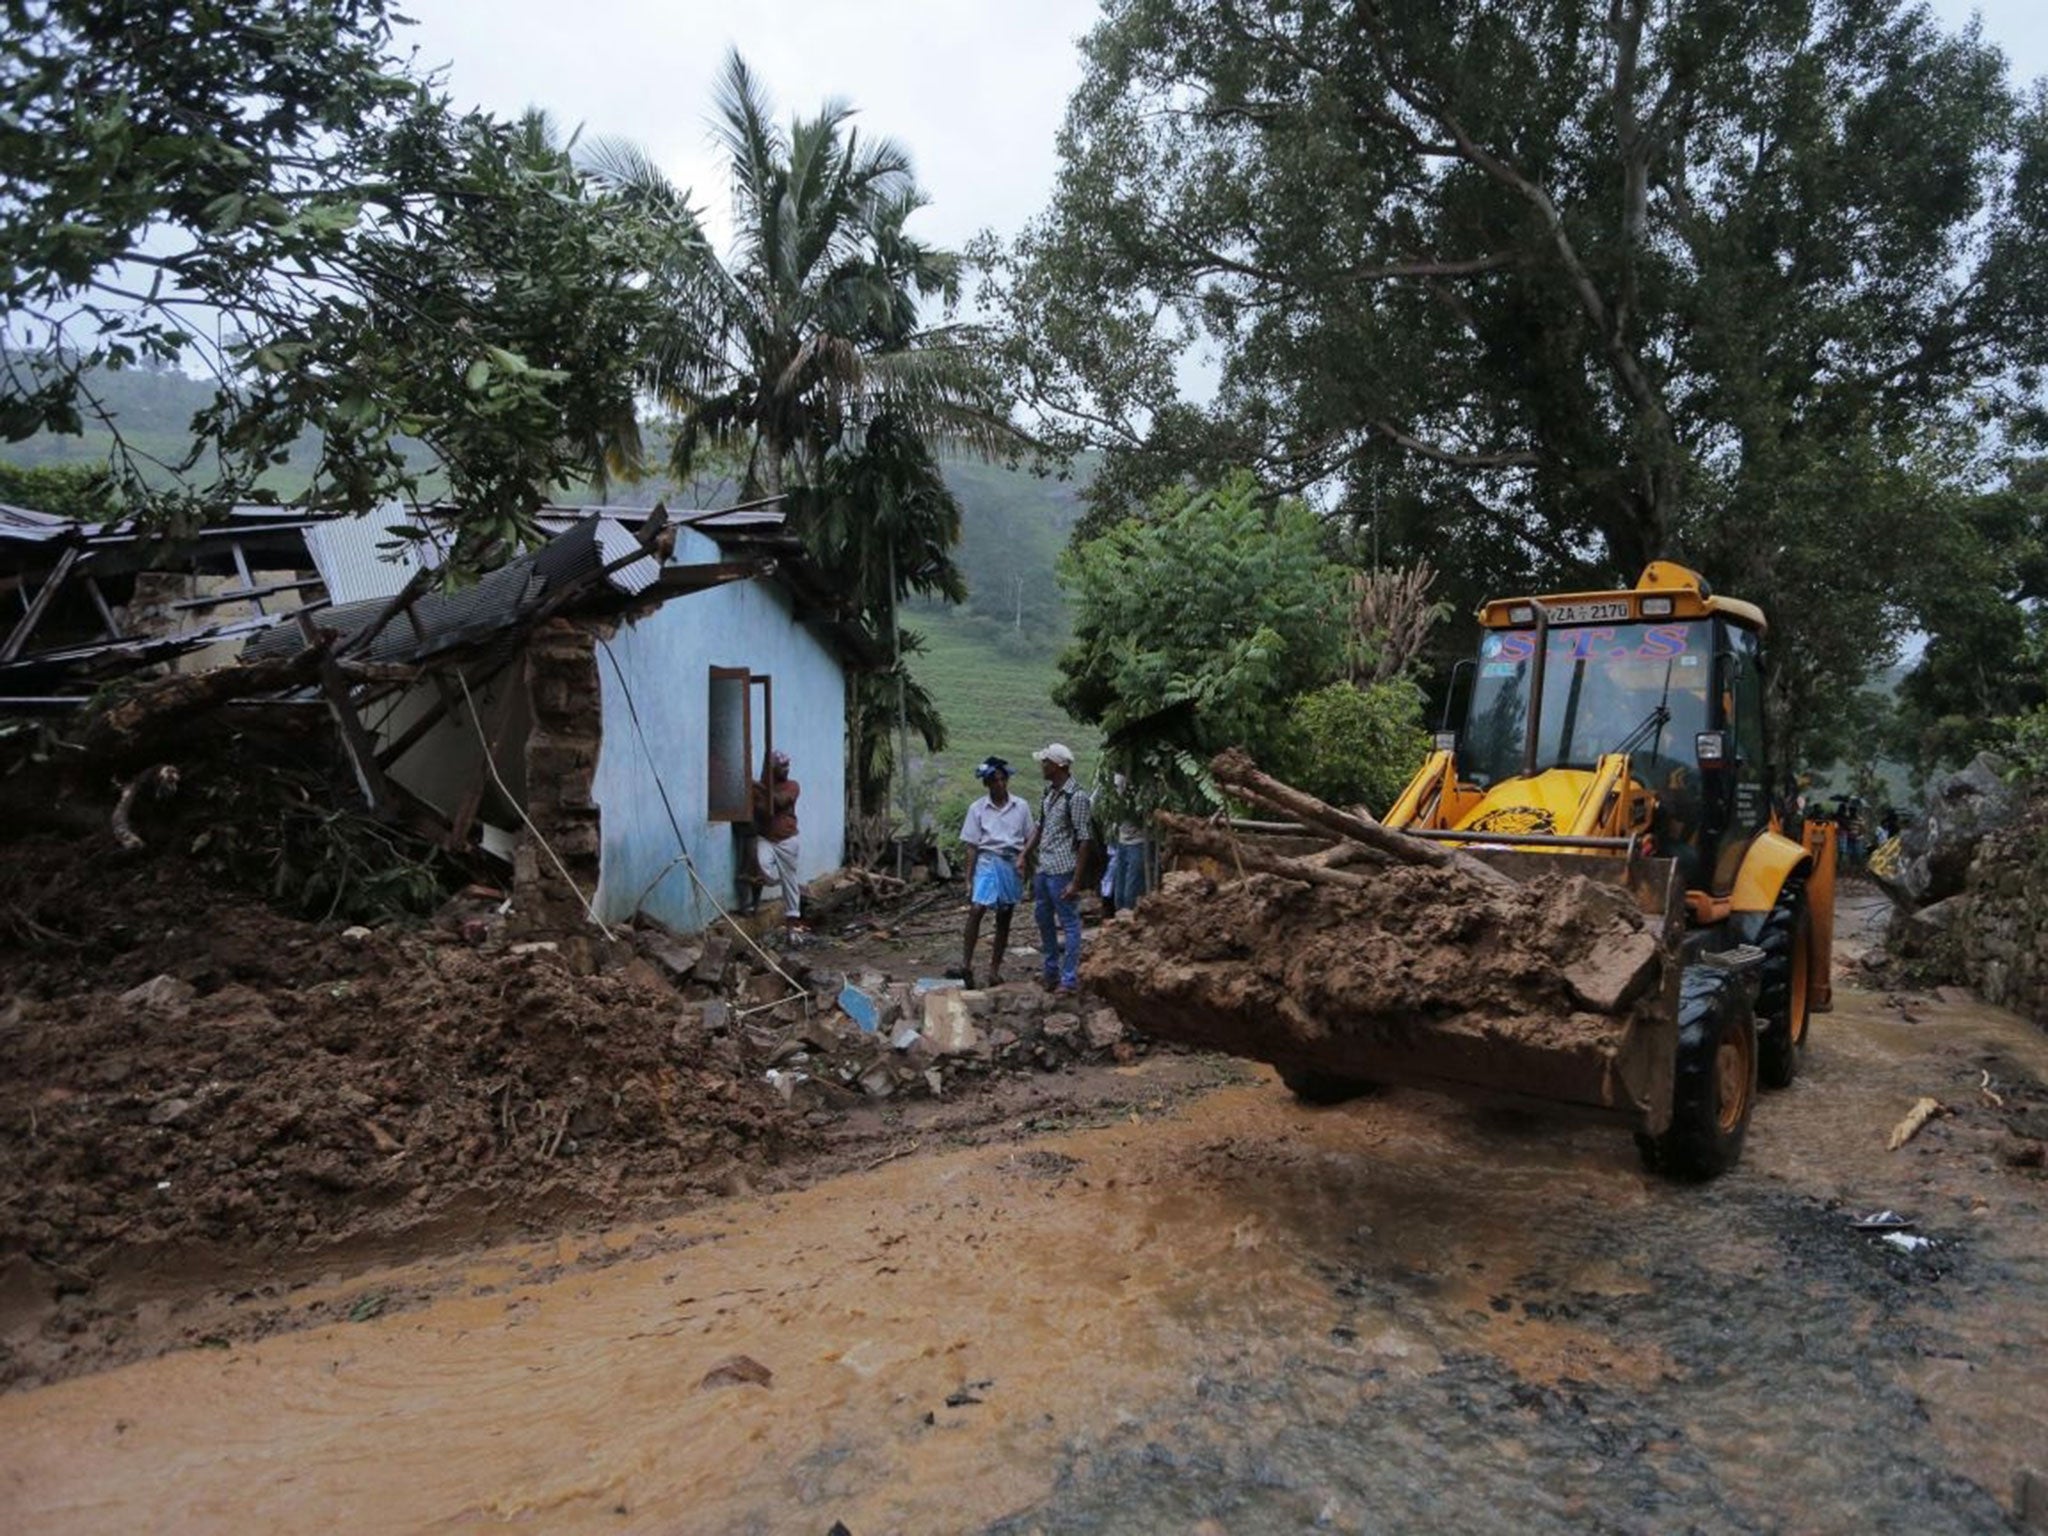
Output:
[590, 550, 849, 933]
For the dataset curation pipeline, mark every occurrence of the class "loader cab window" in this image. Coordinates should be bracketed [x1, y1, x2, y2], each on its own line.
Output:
[1723, 623, 1769, 830]
[1461, 620, 1713, 789]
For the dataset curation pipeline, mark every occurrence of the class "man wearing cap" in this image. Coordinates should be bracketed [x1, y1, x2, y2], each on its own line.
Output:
[1022, 743, 1095, 994]
[957, 756, 1034, 988]
[751, 749, 804, 931]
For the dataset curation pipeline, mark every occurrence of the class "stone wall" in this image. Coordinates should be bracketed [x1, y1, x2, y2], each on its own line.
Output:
[511, 617, 607, 935]
[1955, 810, 2048, 1027]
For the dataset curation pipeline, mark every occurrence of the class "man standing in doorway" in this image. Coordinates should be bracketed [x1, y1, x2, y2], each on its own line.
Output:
[1023, 742, 1094, 995]
[752, 749, 805, 931]
[957, 756, 1034, 988]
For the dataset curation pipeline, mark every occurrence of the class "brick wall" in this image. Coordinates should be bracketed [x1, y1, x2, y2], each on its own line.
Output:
[511, 617, 608, 934]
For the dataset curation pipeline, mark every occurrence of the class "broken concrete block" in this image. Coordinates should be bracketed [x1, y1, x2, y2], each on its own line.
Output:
[922, 990, 983, 1055]
[146, 1097, 195, 1126]
[121, 975, 195, 1013]
[890, 1024, 924, 1052]
[1042, 1012, 1081, 1043]
[857, 1060, 899, 1098]
[509, 940, 560, 958]
[640, 933, 703, 980]
[1084, 1009, 1126, 1050]
[701, 999, 732, 1034]
[340, 925, 372, 947]
[693, 933, 734, 986]
[840, 981, 884, 1033]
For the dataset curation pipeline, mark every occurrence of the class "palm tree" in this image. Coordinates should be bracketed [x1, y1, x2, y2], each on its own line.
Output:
[580, 52, 1019, 822]
[582, 50, 1010, 498]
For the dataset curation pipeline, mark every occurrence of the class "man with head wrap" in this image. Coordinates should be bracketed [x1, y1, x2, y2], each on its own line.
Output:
[956, 756, 1034, 988]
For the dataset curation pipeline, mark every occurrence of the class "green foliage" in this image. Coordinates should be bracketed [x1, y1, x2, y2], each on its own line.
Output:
[903, 602, 1102, 816]
[1273, 681, 1433, 816]
[989, 0, 2048, 764]
[3, 7, 659, 558]
[1895, 454, 2048, 773]
[238, 107, 666, 566]
[1055, 471, 1344, 806]
[585, 50, 1011, 500]
[2001, 705, 2048, 788]
[0, 459, 115, 520]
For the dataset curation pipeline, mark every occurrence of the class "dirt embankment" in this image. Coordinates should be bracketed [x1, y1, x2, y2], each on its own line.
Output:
[0, 826, 805, 1277]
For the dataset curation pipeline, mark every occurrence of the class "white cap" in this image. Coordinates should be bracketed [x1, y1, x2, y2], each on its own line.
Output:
[1033, 742, 1075, 766]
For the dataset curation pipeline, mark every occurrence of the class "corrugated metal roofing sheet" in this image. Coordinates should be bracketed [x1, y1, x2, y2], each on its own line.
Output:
[303, 501, 442, 604]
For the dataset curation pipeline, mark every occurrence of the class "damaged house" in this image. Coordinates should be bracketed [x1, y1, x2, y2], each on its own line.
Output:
[0, 499, 875, 935]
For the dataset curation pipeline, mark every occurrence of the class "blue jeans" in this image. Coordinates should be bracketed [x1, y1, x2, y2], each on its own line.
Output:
[1112, 839, 1149, 911]
[1033, 870, 1083, 989]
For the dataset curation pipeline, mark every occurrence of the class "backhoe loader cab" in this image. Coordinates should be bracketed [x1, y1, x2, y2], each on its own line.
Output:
[1380, 561, 1837, 1178]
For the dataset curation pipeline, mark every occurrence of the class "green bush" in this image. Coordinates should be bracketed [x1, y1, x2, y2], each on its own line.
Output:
[1274, 680, 1432, 815]
[2002, 705, 2048, 786]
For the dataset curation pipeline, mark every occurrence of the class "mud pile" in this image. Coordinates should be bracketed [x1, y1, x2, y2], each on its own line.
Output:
[1087, 864, 1669, 1100]
[0, 817, 807, 1281]
[1, 928, 802, 1276]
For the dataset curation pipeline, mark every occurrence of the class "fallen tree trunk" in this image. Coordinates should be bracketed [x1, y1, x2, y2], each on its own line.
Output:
[1154, 812, 1379, 890]
[1209, 747, 1516, 889]
[73, 649, 328, 764]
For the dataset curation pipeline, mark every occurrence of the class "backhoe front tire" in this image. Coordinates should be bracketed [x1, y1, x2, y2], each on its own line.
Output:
[1756, 872, 1815, 1089]
[1636, 966, 1757, 1182]
[1278, 1064, 1381, 1105]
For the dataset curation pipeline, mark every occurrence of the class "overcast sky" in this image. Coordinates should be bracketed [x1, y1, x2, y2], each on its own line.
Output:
[397, 0, 2047, 257]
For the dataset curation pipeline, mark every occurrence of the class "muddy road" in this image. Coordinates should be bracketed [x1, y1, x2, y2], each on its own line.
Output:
[4, 889, 2047, 1534]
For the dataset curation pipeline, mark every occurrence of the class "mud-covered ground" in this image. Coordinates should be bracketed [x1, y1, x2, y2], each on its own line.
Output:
[0, 813, 1213, 1390]
[4, 885, 2047, 1534]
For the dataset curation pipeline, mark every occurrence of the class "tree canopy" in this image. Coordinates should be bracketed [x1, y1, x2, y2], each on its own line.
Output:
[2, 1, 664, 549]
[1056, 471, 1346, 803]
[986, 0, 2048, 759]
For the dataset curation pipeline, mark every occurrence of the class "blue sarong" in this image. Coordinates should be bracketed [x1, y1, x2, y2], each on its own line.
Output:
[971, 853, 1023, 909]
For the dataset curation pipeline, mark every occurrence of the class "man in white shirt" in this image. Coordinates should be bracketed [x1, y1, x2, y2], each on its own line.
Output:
[957, 756, 1035, 988]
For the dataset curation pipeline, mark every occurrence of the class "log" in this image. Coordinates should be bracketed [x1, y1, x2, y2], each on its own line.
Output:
[1156, 813, 1377, 890]
[1209, 748, 1517, 889]
[74, 649, 327, 763]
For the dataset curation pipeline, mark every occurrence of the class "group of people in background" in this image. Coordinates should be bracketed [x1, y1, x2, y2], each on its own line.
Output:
[748, 739, 1147, 986]
[956, 744, 1149, 995]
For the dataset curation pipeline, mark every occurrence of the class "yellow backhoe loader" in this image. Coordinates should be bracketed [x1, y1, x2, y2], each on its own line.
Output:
[1377, 560, 1835, 1175]
[1091, 562, 1836, 1181]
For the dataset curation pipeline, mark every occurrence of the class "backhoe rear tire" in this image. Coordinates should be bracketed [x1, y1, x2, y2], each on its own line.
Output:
[1278, 1064, 1381, 1105]
[1636, 966, 1757, 1182]
[1756, 872, 1815, 1089]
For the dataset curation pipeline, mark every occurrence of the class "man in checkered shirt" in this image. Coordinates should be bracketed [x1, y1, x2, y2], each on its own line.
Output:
[1022, 742, 1095, 994]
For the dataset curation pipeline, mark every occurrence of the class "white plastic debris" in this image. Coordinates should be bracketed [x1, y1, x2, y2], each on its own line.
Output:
[1879, 1232, 1933, 1254]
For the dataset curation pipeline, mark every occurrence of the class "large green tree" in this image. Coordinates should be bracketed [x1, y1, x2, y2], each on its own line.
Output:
[1055, 471, 1350, 805]
[986, 0, 2048, 759]
[2, 2, 662, 548]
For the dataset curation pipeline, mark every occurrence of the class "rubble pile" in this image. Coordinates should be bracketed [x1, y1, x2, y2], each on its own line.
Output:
[752, 970, 1136, 1114]
[0, 819, 1139, 1293]
[1089, 865, 1665, 1083]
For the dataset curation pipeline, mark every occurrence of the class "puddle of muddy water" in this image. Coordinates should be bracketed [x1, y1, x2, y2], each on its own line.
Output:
[3, 958, 2046, 1536]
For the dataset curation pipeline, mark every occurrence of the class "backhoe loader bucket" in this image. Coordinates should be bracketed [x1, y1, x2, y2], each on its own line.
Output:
[1089, 834, 1688, 1135]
